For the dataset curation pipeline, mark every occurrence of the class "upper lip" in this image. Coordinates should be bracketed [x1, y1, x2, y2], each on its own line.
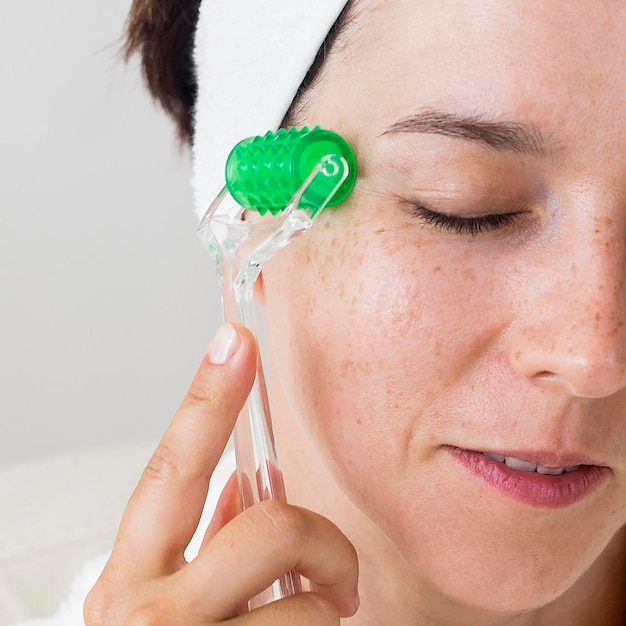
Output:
[457, 447, 608, 469]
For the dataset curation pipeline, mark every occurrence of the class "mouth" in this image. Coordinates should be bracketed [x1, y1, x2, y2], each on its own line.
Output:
[481, 451, 586, 475]
[446, 446, 611, 508]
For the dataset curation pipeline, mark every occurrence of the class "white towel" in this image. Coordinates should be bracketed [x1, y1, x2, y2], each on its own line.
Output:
[12, 554, 108, 626]
[192, 0, 349, 217]
[8, 447, 236, 626]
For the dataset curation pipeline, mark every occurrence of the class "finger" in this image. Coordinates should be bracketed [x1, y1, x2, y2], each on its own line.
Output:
[178, 501, 359, 621]
[112, 323, 257, 577]
[201, 471, 241, 547]
[225, 592, 342, 626]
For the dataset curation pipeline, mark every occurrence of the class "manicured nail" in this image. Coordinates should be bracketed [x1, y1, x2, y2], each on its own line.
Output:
[208, 323, 239, 364]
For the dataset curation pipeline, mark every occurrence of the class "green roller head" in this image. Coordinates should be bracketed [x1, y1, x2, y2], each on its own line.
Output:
[225, 126, 357, 215]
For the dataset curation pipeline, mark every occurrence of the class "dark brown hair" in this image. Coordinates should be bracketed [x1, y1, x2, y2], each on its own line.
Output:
[124, 0, 200, 144]
[123, 0, 355, 145]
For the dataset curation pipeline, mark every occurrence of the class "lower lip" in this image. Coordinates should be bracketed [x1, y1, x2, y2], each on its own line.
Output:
[447, 447, 610, 508]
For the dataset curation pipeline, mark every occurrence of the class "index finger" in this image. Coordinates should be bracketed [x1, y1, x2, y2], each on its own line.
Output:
[111, 323, 256, 578]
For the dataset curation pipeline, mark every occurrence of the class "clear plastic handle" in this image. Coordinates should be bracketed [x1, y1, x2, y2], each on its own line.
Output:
[198, 154, 351, 609]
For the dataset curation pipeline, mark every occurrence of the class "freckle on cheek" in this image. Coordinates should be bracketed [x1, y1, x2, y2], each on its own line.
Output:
[462, 268, 477, 281]
[341, 359, 356, 375]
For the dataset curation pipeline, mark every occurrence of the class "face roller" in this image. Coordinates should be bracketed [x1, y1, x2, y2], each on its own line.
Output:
[197, 126, 356, 608]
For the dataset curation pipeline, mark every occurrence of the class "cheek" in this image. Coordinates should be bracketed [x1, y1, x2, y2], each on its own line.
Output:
[260, 214, 626, 610]
[261, 211, 500, 501]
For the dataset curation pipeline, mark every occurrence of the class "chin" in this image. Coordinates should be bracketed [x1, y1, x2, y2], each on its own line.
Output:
[436, 564, 577, 615]
[388, 534, 591, 617]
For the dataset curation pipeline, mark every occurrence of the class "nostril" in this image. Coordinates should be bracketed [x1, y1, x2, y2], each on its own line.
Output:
[531, 369, 579, 391]
[533, 370, 558, 381]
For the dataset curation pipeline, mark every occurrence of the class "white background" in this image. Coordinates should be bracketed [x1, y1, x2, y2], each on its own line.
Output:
[0, 0, 220, 467]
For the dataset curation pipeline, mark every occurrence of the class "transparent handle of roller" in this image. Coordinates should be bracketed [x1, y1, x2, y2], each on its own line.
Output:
[197, 127, 356, 610]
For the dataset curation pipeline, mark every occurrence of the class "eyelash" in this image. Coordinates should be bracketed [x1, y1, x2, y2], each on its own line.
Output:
[408, 204, 522, 236]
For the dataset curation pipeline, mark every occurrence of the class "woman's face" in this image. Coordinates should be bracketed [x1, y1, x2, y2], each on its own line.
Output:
[260, 0, 626, 613]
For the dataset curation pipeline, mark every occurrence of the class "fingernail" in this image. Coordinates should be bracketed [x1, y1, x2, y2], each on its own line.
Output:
[208, 323, 239, 364]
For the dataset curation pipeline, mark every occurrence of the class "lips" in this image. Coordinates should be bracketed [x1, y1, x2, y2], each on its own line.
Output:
[446, 446, 611, 508]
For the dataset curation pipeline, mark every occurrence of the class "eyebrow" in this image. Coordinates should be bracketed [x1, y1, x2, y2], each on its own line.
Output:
[383, 109, 548, 157]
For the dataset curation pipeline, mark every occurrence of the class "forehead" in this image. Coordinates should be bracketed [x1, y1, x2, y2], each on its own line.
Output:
[321, 0, 626, 143]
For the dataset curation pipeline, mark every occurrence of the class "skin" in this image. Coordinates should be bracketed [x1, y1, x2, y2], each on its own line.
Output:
[262, 0, 626, 622]
[86, 1, 626, 624]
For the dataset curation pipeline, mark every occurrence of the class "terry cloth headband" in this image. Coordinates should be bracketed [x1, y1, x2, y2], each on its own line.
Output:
[192, 0, 350, 218]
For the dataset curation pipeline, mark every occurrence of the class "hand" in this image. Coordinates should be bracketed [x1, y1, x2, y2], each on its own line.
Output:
[84, 323, 359, 625]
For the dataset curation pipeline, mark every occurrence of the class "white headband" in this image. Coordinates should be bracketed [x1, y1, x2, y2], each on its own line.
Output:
[192, 0, 350, 218]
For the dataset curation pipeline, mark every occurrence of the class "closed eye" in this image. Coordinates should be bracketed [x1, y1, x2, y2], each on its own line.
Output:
[407, 203, 523, 236]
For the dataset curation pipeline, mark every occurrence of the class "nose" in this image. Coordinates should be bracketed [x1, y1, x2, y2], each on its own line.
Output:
[507, 219, 626, 399]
